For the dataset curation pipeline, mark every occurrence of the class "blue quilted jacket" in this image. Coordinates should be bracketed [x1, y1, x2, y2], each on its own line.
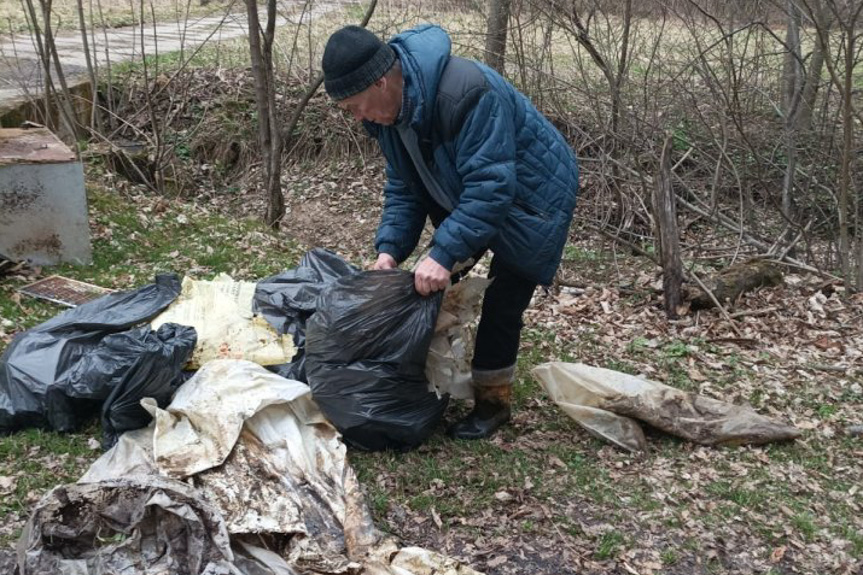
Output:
[369, 25, 579, 285]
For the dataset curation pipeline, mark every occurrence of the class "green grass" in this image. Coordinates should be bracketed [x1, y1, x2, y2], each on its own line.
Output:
[705, 480, 768, 509]
[845, 526, 863, 556]
[0, 426, 99, 545]
[88, 182, 296, 282]
[0, 171, 300, 331]
[351, 434, 542, 525]
[107, 37, 253, 79]
[594, 529, 625, 559]
[603, 359, 637, 375]
[792, 512, 818, 542]
[562, 244, 602, 263]
[661, 548, 679, 565]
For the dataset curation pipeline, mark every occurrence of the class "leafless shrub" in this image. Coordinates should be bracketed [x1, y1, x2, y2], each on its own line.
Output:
[497, 0, 860, 289]
[13, 0, 861, 287]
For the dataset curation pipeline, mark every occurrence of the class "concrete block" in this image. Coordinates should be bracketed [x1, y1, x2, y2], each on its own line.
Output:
[0, 127, 92, 265]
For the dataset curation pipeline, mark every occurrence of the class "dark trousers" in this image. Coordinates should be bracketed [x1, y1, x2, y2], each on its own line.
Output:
[470, 256, 538, 371]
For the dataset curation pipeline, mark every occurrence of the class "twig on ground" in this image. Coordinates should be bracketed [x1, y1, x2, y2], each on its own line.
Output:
[705, 337, 760, 347]
[778, 219, 813, 260]
[687, 269, 743, 337]
[730, 307, 779, 319]
[803, 364, 848, 372]
[555, 279, 587, 291]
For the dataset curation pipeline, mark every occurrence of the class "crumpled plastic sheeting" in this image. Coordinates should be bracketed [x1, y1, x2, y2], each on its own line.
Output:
[142, 359, 314, 478]
[533, 362, 801, 452]
[425, 278, 491, 400]
[387, 547, 486, 575]
[17, 477, 240, 575]
[152, 275, 296, 369]
[77, 359, 483, 575]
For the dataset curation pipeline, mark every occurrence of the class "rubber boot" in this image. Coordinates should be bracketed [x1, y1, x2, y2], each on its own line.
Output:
[447, 367, 513, 440]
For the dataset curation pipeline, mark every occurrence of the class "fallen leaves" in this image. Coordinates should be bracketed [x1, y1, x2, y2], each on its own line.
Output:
[0, 476, 16, 496]
[493, 491, 514, 503]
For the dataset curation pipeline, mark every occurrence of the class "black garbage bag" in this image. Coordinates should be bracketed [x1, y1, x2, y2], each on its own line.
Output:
[53, 323, 196, 448]
[0, 274, 182, 433]
[305, 270, 448, 451]
[254, 248, 359, 381]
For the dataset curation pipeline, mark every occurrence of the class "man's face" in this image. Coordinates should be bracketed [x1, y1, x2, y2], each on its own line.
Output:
[337, 76, 400, 125]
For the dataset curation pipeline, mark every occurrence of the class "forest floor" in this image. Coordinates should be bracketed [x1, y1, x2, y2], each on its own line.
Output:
[1, 151, 861, 575]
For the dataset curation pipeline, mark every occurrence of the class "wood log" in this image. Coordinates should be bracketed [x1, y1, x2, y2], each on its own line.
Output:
[690, 260, 784, 310]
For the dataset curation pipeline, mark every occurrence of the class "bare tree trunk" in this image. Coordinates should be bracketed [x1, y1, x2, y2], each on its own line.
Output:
[21, 0, 52, 127]
[75, 0, 100, 131]
[858, 195, 863, 290]
[94, 0, 116, 131]
[24, 0, 79, 140]
[837, 23, 853, 287]
[484, 0, 511, 74]
[797, 0, 829, 133]
[245, 0, 284, 228]
[262, 0, 283, 228]
[137, 0, 165, 192]
[781, 0, 803, 229]
[653, 134, 683, 318]
[611, 0, 632, 145]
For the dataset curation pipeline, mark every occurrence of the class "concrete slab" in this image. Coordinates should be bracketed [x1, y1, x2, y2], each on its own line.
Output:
[0, 128, 92, 265]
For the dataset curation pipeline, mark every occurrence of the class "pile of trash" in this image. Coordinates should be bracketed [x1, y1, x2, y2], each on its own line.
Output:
[2, 248, 489, 575]
[0, 249, 487, 451]
[1, 248, 802, 574]
[0, 274, 194, 443]
[18, 360, 483, 575]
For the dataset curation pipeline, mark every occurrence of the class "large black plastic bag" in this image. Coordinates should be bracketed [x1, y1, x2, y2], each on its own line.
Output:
[305, 270, 448, 451]
[0, 274, 182, 433]
[58, 323, 196, 448]
[254, 248, 358, 380]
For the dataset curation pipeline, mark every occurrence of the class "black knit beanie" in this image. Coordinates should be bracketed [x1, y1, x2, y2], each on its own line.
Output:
[322, 26, 396, 101]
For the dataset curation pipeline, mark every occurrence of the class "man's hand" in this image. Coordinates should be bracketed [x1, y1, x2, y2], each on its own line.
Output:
[414, 256, 450, 296]
[373, 253, 398, 270]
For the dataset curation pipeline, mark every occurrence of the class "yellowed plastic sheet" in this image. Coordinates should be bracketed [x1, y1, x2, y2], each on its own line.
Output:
[533, 362, 800, 452]
[151, 274, 295, 368]
[425, 277, 490, 399]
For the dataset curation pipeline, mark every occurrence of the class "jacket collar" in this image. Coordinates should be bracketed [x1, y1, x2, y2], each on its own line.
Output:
[388, 25, 451, 133]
